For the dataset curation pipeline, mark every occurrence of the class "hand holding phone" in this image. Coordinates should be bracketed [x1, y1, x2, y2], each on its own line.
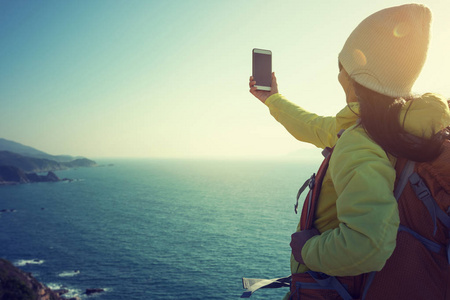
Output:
[252, 48, 272, 91]
[249, 73, 278, 104]
[249, 49, 277, 103]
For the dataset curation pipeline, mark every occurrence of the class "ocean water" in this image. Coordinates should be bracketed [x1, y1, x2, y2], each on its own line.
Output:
[0, 157, 322, 299]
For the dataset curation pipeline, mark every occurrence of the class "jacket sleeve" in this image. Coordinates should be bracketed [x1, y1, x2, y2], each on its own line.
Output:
[265, 94, 338, 149]
[300, 126, 399, 276]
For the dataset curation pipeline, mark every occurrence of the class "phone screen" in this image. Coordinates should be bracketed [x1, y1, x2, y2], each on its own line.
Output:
[252, 49, 272, 90]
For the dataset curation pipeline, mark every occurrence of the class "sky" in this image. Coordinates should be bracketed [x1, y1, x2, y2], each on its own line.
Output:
[1, 0, 450, 159]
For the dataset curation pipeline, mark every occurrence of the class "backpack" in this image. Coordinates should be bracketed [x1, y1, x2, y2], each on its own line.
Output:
[241, 139, 450, 299]
[289, 139, 450, 300]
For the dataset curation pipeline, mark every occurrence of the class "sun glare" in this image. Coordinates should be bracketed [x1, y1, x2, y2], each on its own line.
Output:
[352, 49, 367, 66]
[393, 22, 411, 38]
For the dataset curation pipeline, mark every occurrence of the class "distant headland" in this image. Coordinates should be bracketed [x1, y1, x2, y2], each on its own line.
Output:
[0, 138, 97, 185]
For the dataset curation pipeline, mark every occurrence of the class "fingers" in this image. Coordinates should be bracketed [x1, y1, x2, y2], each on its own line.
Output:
[249, 74, 275, 103]
[271, 72, 279, 94]
[249, 76, 255, 88]
[249, 78, 257, 93]
[249, 86, 258, 95]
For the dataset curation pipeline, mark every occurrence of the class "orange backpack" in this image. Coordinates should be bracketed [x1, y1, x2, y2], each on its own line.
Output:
[241, 140, 450, 299]
[289, 140, 450, 300]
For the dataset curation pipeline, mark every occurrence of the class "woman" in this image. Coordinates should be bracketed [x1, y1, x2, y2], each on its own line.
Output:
[249, 3, 450, 299]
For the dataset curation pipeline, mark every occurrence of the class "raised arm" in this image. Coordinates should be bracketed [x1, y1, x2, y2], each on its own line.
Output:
[249, 73, 344, 149]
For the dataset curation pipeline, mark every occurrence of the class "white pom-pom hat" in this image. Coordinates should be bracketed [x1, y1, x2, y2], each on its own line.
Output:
[338, 3, 432, 98]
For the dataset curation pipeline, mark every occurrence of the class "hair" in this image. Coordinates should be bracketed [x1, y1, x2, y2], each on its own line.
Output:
[353, 81, 450, 162]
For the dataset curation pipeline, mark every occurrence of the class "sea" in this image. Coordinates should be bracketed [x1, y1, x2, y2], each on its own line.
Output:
[0, 157, 322, 300]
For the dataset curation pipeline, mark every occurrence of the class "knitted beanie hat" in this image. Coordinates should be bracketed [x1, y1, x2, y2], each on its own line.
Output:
[338, 4, 432, 98]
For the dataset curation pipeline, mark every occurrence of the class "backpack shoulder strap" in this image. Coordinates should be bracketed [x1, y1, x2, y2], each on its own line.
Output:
[409, 172, 450, 231]
[297, 130, 345, 230]
[393, 160, 415, 200]
[298, 147, 333, 231]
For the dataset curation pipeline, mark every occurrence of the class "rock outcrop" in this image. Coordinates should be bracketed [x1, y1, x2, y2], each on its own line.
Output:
[0, 258, 63, 300]
[0, 165, 29, 184]
[63, 158, 97, 168]
[0, 166, 69, 185]
[85, 288, 105, 295]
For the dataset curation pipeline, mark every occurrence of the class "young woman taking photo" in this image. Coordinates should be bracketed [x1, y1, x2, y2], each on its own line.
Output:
[249, 3, 450, 299]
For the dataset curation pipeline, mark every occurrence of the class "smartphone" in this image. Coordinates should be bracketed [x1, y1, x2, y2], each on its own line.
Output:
[252, 48, 272, 91]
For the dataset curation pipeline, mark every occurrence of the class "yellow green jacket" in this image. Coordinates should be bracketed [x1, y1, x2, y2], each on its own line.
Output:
[265, 93, 450, 277]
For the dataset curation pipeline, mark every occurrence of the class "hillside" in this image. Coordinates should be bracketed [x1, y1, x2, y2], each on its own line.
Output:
[0, 151, 97, 173]
[0, 151, 63, 173]
[0, 138, 81, 162]
[0, 139, 97, 184]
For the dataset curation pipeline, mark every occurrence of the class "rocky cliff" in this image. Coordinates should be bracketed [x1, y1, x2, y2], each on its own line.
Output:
[0, 151, 97, 173]
[0, 258, 64, 300]
[0, 165, 66, 185]
[0, 150, 97, 185]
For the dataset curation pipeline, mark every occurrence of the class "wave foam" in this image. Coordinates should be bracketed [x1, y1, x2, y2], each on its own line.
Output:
[58, 270, 81, 277]
[14, 259, 44, 267]
[46, 283, 83, 299]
